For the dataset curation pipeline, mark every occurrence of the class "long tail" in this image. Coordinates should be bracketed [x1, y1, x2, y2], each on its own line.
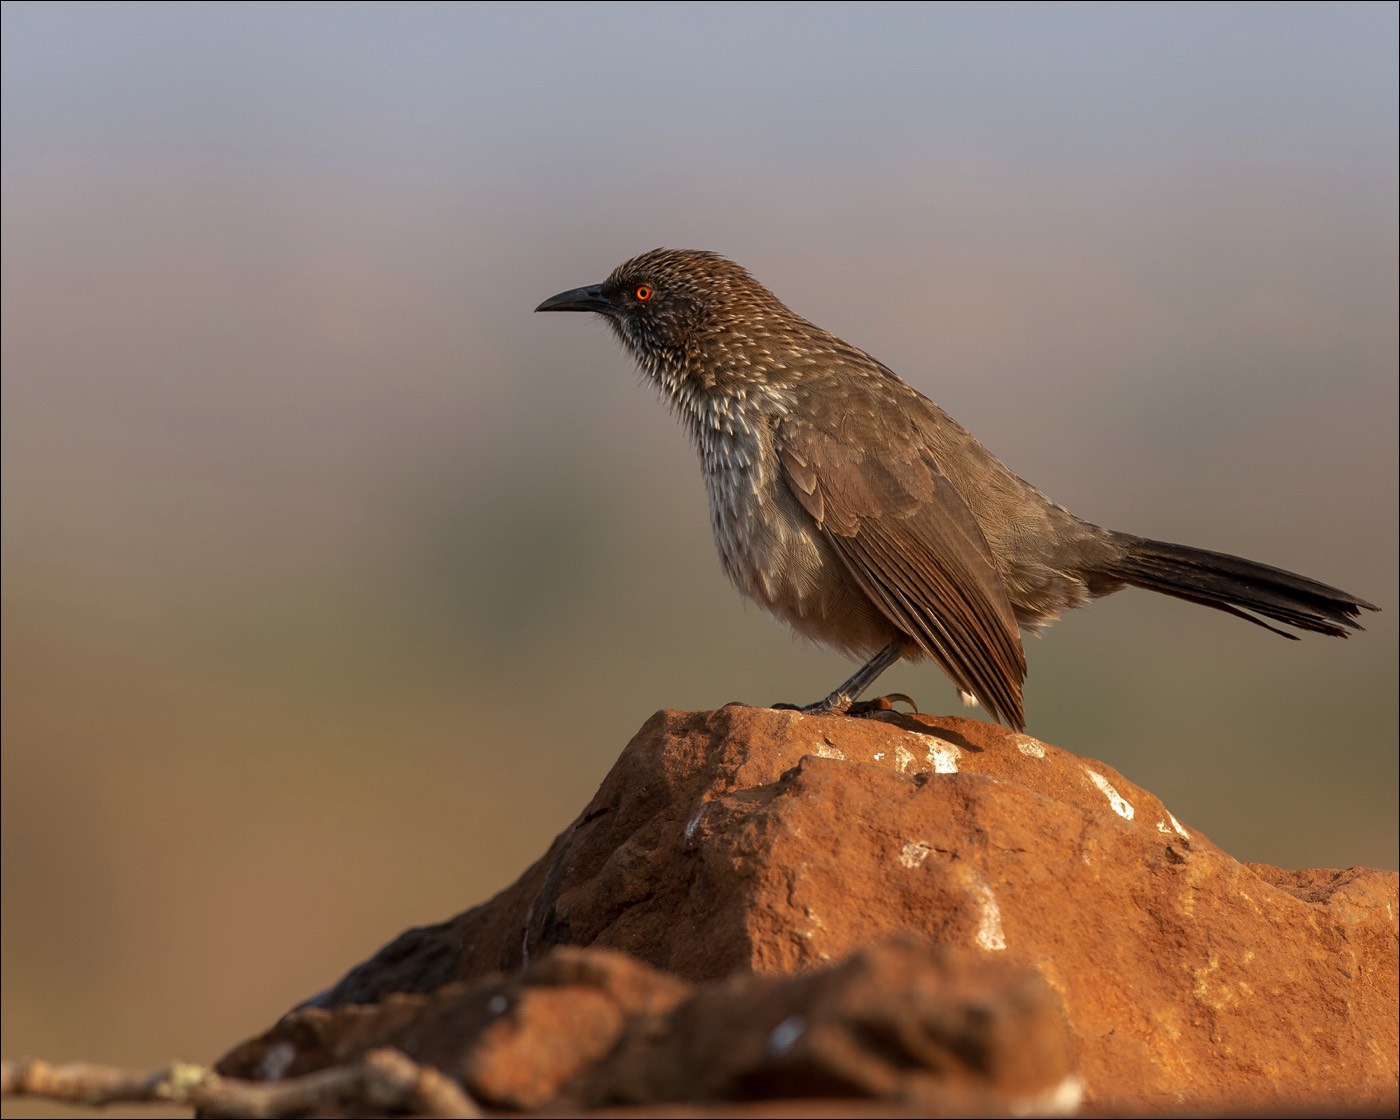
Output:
[1098, 535, 1378, 639]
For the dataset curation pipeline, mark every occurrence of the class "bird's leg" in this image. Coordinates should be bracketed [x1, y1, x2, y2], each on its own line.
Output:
[802, 642, 904, 716]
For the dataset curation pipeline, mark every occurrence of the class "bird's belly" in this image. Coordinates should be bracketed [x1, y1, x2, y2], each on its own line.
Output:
[702, 458, 898, 660]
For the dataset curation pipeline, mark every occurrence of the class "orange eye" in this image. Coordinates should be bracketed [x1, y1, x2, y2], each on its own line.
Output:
[635, 285, 653, 302]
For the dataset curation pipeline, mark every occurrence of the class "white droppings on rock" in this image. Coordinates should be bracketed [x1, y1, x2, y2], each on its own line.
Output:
[813, 742, 845, 760]
[1156, 812, 1190, 840]
[899, 841, 933, 868]
[893, 743, 916, 772]
[683, 811, 703, 842]
[968, 869, 1007, 951]
[258, 1041, 296, 1082]
[1015, 735, 1045, 758]
[916, 734, 962, 774]
[766, 1013, 806, 1056]
[872, 750, 885, 761]
[1011, 1073, 1085, 1117]
[1084, 767, 1135, 820]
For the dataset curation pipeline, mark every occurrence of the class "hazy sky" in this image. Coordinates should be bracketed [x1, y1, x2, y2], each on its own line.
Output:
[5, 3, 1395, 176]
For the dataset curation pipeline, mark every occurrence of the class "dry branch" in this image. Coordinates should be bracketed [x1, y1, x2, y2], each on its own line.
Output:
[0, 1048, 481, 1118]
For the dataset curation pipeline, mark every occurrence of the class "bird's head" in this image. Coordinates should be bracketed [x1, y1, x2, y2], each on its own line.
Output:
[535, 249, 787, 375]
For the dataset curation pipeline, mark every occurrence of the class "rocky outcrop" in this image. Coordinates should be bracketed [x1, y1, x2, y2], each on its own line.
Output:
[219, 705, 1399, 1113]
[220, 939, 1078, 1115]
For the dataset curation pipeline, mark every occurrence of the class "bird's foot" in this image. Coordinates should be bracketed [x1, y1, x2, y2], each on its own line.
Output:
[771, 695, 849, 715]
[848, 692, 919, 716]
[773, 692, 918, 717]
[802, 693, 851, 716]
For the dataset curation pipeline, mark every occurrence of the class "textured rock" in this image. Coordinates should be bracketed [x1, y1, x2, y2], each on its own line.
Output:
[221, 706, 1399, 1112]
[220, 939, 1077, 1114]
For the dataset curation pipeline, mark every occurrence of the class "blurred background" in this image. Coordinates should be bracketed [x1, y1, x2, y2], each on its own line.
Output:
[2, 2, 1395, 1112]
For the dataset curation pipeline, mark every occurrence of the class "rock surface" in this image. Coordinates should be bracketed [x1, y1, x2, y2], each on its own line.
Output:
[220, 939, 1078, 1115]
[219, 706, 1399, 1113]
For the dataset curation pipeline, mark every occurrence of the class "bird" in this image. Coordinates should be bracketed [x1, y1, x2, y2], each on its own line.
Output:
[535, 249, 1376, 730]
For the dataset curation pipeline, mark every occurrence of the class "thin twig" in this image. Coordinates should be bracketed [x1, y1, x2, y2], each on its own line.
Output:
[1, 1048, 481, 1118]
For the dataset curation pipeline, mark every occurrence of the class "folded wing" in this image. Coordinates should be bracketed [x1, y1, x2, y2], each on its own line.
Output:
[779, 410, 1027, 728]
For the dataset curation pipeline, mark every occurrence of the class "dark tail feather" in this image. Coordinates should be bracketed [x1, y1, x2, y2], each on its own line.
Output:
[1101, 536, 1378, 639]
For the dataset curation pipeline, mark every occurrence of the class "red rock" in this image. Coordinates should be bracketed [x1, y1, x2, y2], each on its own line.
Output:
[571, 937, 1076, 1114]
[218, 706, 1399, 1113]
[221, 939, 1076, 1115]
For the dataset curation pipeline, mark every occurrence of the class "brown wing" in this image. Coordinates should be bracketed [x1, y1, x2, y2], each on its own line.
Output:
[779, 410, 1026, 729]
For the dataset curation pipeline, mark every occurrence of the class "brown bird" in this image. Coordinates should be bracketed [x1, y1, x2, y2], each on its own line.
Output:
[536, 249, 1376, 729]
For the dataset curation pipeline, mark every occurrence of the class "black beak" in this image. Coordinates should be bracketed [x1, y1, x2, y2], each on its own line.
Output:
[535, 283, 614, 314]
